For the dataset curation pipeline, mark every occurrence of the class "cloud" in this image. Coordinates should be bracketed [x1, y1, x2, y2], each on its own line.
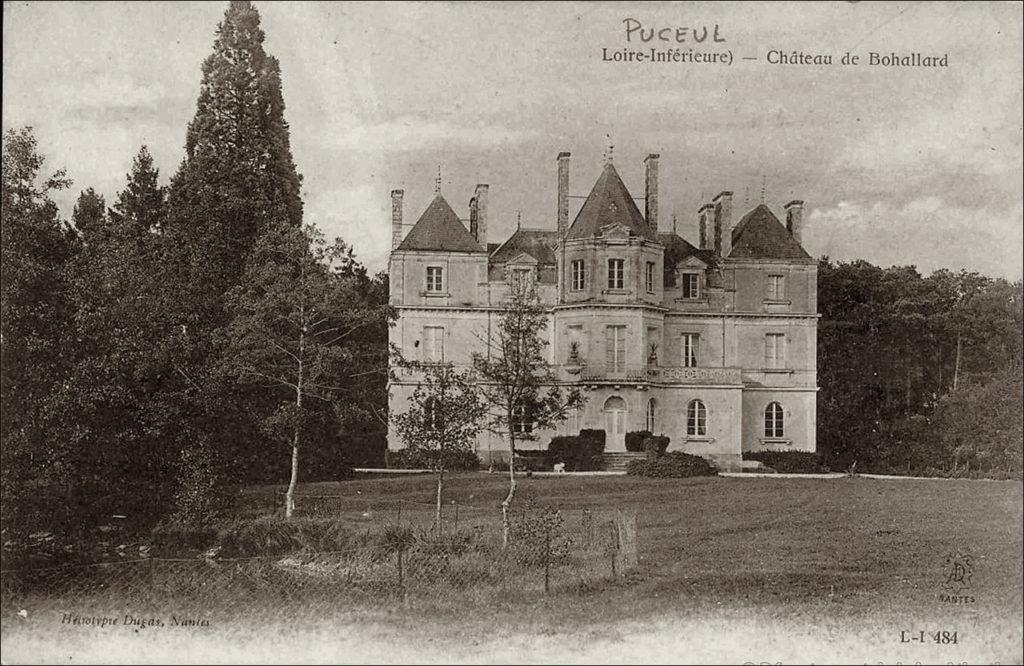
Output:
[306, 183, 391, 273]
[804, 198, 1023, 280]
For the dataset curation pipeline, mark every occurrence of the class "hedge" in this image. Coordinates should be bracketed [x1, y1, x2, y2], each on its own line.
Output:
[625, 430, 652, 452]
[546, 432, 605, 471]
[742, 450, 828, 474]
[626, 451, 718, 478]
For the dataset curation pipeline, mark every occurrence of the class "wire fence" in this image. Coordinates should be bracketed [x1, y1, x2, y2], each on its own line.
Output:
[0, 506, 638, 629]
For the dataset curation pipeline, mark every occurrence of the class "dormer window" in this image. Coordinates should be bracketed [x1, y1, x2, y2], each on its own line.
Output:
[510, 267, 532, 292]
[426, 266, 444, 292]
[681, 272, 700, 299]
[608, 258, 625, 290]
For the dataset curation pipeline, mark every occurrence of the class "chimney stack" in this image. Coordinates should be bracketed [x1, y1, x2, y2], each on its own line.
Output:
[644, 153, 659, 232]
[785, 200, 804, 245]
[712, 191, 734, 257]
[470, 184, 489, 246]
[390, 189, 404, 250]
[698, 203, 714, 249]
[557, 152, 570, 239]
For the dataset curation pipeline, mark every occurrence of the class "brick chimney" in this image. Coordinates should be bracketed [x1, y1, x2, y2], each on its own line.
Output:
[470, 184, 489, 245]
[557, 152, 570, 239]
[785, 199, 804, 245]
[712, 191, 733, 257]
[644, 153, 659, 232]
[390, 189, 404, 250]
[698, 203, 714, 249]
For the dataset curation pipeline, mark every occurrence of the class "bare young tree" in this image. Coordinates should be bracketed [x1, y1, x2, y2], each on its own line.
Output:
[392, 358, 486, 530]
[221, 223, 383, 518]
[471, 281, 584, 546]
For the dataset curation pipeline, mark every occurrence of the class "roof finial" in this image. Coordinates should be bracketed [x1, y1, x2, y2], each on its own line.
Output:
[672, 212, 678, 234]
[603, 133, 614, 165]
[516, 209, 521, 230]
[761, 175, 767, 204]
[744, 185, 751, 207]
[435, 165, 442, 195]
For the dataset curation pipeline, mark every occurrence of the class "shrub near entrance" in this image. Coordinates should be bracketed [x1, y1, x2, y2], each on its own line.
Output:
[627, 451, 718, 478]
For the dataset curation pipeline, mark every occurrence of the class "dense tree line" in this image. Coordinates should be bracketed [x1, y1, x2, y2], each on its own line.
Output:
[817, 258, 1022, 477]
[1, 1, 389, 541]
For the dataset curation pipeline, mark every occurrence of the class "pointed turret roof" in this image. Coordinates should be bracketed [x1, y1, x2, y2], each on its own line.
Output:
[565, 163, 656, 241]
[728, 204, 812, 260]
[397, 195, 485, 253]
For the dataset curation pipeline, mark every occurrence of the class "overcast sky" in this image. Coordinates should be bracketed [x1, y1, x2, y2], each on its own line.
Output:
[3, 1, 1022, 279]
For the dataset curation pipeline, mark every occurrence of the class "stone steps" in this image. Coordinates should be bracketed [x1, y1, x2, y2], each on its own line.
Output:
[602, 451, 647, 472]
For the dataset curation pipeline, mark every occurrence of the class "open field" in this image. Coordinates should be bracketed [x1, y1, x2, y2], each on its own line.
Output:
[4, 474, 1022, 663]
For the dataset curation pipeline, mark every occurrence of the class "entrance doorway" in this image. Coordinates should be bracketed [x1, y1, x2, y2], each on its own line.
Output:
[603, 396, 627, 450]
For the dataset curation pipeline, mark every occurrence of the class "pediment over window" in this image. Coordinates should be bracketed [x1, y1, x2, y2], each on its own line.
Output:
[505, 252, 539, 267]
[599, 222, 633, 240]
[674, 256, 709, 270]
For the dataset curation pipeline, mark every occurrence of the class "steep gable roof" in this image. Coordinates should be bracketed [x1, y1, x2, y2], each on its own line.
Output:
[566, 163, 656, 241]
[729, 204, 811, 260]
[491, 228, 558, 265]
[397, 195, 484, 253]
[658, 232, 719, 269]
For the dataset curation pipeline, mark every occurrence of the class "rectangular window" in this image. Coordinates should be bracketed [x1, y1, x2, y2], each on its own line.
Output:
[426, 266, 444, 292]
[645, 261, 655, 293]
[681, 333, 700, 368]
[767, 274, 785, 300]
[423, 326, 445, 362]
[681, 272, 700, 299]
[606, 325, 626, 372]
[571, 260, 585, 291]
[512, 403, 533, 435]
[765, 333, 786, 369]
[608, 258, 624, 290]
[510, 267, 531, 292]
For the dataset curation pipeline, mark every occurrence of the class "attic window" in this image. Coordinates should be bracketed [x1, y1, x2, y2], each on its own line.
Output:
[426, 266, 444, 292]
[510, 267, 532, 292]
[681, 272, 700, 299]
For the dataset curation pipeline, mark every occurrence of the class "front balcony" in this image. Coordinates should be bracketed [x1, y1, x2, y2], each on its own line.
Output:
[564, 364, 742, 386]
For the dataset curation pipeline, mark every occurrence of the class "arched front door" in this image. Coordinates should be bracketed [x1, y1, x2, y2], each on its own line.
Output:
[604, 396, 627, 451]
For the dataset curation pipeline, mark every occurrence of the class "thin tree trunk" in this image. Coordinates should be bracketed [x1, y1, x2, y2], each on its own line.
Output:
[285, 315, 306, 520]
[435, 468, 444, 536]
[502, 427, 517, 548]
[953, 329, 962, 390]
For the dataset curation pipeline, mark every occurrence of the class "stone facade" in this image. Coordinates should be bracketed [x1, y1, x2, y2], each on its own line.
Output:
[387, 152, 817, 470]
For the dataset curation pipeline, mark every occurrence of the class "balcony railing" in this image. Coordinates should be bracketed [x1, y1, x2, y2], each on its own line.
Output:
[567, 364, 742, 385]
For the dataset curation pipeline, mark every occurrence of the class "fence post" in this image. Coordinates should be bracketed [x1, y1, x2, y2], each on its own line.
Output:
[544, 523, 551, 594]
[614, 511, 638, 573]
[609, 521, 618, 579]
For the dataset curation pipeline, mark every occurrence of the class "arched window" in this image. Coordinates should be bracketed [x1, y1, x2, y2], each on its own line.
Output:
[646, 399, 657, 432]
[686, 399, 707, 436]
[765, 402, 784, 438]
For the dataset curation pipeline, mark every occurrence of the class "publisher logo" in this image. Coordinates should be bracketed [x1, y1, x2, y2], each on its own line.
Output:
[939, 550, 975, 603]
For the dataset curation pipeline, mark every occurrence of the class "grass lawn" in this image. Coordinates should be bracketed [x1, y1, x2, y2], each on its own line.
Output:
[6, 474, 1022, 664]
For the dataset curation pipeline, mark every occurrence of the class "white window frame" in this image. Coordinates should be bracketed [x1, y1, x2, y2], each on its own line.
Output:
[423, 326, 445, 363]
[606, 325, 626, 373]
[765, 402, 784, 438]
[608, 258, 625, 290]
[681, 272, 700, 299]
[686, 399, 707, 436]
[681, 333, 700, 368]
[646, 399, 657, 432]
[645, 261, 655, 293]
[512, 403, 533, 435]
[767, 274, 785, 300]
[571, 260, 585, 291]
[765, 333, 786, 369]
[426, 266, 444, 293]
